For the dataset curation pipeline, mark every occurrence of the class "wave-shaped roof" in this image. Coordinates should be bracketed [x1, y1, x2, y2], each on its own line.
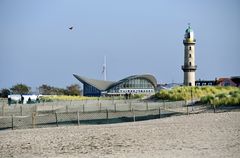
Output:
[73, 74, 114, 91]
[73, 74, 157, 91]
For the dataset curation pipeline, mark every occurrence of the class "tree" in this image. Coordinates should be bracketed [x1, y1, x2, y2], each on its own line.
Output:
[10, 84, 30, 94]
[0, 88, 10, 98]
[38, 84, 82, 96]
[39, 84, 52, 95]
[55, 87, 68, 95]
[66, 84, 81, 96]
[39, 84, 68, 95]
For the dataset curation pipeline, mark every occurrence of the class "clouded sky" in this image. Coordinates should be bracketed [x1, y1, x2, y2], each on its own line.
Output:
[0, 0, 239, 90]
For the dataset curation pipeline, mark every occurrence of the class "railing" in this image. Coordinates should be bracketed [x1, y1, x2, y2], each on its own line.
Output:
[182, 65, 197, 71]
[183, 39, 196, 44]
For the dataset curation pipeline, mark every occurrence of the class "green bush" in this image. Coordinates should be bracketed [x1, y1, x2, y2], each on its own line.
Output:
[200, 95, 214, 104]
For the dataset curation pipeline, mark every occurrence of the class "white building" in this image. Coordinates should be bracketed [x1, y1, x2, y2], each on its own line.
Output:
[8, 94, 40, 104]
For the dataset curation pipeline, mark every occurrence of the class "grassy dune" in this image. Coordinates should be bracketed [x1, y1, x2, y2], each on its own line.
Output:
[40, 95, 98, 101]
[40, 94, 144, 102]
[155, 86, 240, 106]
[40, 86, 240, 107]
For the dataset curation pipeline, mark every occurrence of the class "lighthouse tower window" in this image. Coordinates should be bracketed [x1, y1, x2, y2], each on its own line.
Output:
[189, 46, 191, 50]
[189, 54, 192, 58]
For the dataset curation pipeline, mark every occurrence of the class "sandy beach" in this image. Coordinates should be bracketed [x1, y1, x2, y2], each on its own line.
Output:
[0, 112, 239, 158]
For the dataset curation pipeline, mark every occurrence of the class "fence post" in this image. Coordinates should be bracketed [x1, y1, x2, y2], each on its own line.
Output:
[112, 96, 114, 105]
[163, 100, 166, 109]
[52, 105, 54, 114]
[66, 105, 68, 113]
[77, 111, 80, 126]
[132, 108, 135, 122]
[213, 104, 216, 113]
[11, 115, 14, 130]
[2, 104, 4, 116]
[114, 103, 116, 112]
[82, 104, 85, 113]
[146, 102, 149, 111]
[129, 102, 132, 111]
[159, 107, 161, 118]
[35, 105, 37, 113]
[99, 103, 101, 112]
[106, 109, 109, 121]
[20, 105, 23, 116]
[55, 112, 58, 127]
[32, 112, 36, 129]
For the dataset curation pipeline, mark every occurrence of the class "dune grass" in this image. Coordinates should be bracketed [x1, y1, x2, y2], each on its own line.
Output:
[39, 95, 132, 101]
[154, 86, 240, 106]
[39, 93, 145, 102]
[39, 95, 98, 102]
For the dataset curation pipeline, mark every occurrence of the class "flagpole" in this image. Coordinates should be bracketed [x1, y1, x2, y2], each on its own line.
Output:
[103, 56, 107, 81]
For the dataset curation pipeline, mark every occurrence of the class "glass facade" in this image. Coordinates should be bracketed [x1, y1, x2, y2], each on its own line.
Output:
[84, 83, 101, 96]
[107, 78, 155, 94]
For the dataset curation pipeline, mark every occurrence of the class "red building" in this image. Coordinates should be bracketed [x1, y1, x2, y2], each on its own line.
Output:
[217, 76, 240, 87]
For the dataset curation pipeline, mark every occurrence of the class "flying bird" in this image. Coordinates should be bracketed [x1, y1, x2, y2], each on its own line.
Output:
[69, 27, 73, 30]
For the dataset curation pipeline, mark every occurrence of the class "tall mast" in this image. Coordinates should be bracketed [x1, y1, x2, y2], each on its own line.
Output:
[103, 56, 107, 81]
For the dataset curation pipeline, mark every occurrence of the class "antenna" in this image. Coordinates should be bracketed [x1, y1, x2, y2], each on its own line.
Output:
[102, 56, 107, 80]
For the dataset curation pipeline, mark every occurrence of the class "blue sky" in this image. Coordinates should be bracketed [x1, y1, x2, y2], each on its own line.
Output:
[0, 0, 239, 90]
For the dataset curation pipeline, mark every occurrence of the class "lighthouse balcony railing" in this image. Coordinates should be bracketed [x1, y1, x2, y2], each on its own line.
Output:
[181, 65, 197, 70]
[183, 39, 196, 43]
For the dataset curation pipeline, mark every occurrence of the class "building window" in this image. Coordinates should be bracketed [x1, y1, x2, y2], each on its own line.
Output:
[189, 54, 191, 58]
[224, 82, 230, 86]
[189, 46, 191, 50]
[189, 62, 191, 66]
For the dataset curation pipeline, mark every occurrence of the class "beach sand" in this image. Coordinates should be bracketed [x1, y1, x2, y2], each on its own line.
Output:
[0, 112, 239, 158]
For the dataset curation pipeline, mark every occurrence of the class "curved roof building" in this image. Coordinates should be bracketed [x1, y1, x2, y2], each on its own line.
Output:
[73, 74, 157, 97]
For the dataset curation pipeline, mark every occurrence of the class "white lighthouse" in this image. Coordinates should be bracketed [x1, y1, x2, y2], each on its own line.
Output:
[182, 24, 197, 86]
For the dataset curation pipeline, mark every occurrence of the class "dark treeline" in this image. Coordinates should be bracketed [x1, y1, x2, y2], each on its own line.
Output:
[39, 84, 81, 96]
[0, 84, 82, 98]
